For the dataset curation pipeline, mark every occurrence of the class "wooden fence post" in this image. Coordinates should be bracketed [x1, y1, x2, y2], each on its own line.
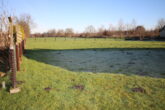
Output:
[22, 40, 25, 53]
[8, 17, 17, 88]
[19, 43, 22, 62]
[8, 17, 21, 93]
[9, 46, 17, 88]
[16, 44, 20, 71]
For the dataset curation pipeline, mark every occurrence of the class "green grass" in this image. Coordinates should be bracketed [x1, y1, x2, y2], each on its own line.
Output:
[27, 37, 165, 50]
[0, 37, 165, 110]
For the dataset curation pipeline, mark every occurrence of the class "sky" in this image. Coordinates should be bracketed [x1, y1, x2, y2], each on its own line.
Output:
[4, 0, 165, 33]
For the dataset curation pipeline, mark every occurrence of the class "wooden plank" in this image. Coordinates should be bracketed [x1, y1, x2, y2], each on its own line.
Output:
[10, 87, 21, 94]
[0, 72, 6, 77]
[15, 25, 23, 44]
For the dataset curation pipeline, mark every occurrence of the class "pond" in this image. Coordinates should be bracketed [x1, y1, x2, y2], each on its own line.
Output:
[26, 49, 165, 78]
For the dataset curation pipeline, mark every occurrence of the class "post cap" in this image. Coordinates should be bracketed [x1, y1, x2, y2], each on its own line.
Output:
[8, 17, 12, 22]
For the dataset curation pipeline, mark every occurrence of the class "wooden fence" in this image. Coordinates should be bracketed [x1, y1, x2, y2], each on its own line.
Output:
[0, 17, 26, 92]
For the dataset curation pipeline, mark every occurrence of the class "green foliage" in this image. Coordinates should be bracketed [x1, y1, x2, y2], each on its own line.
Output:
[0, 37, 165, 110]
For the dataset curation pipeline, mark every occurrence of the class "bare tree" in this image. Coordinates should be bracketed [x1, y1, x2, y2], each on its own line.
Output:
[56, 29, 65, 37]
[135, 26, 145, 40]
[98, 25, 105, 33]
[125, 23, 132, 37]
[109, 24, 116, 31]
[108, 24, 116, 37]
[0, 0, 10, 48]
[97, 25, 105, 37]
[118, 19, 125, 37]
[85, 25, 96, 37]
[47, 29, 56, 37]
[0, 0, 9, 32]
[85, 25, 96, 33]
[156, 18, 165, 30]
[65, 28, 74, 37]
[118, 19, 124, 31]
[131, 19, 137, 30]
[16, 14, 34, 38]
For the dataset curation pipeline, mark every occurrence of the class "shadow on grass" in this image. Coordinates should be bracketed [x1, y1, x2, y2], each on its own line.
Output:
[24, 48, 165, 78]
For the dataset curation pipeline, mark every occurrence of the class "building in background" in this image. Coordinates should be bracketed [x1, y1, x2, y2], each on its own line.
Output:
[160, 26, 165, 37]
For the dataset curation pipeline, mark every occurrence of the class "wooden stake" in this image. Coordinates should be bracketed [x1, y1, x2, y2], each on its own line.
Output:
[16, 45, 20, 71]
[19, 43, 22, 62]
[22, 40, 25, 53]
[9, 46, 17, 88]
[2, 81, 6, 89]
[8, 17, 17, 89]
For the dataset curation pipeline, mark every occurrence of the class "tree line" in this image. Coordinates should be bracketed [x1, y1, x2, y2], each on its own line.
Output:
[32, 19, 165, 40]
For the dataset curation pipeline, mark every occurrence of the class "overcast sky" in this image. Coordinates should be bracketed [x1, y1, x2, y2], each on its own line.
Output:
[5, 0, 165, 33]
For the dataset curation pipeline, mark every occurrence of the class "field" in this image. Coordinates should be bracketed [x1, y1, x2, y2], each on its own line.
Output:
[0, 37, 165, 110]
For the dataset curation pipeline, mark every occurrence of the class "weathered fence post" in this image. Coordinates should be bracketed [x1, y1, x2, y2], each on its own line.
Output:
[16, 44, 20, 71]
[19, 43, 22, 62]
[22, 40, 25, 53]
[8, 17, 17, 88]
[8, 17, 21, 93]
[9, 46, 17, 88]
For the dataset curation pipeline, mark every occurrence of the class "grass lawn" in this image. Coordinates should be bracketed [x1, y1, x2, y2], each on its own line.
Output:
[0, 37, 165, 110]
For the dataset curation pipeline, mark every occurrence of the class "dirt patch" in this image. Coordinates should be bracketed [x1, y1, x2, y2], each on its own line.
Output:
[71, 85, 85, 91]
[44, 87, 52, 92]
[16, 81, 25, 85]
[71, 79, 75, 82]
[131, 87, 146, 93]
